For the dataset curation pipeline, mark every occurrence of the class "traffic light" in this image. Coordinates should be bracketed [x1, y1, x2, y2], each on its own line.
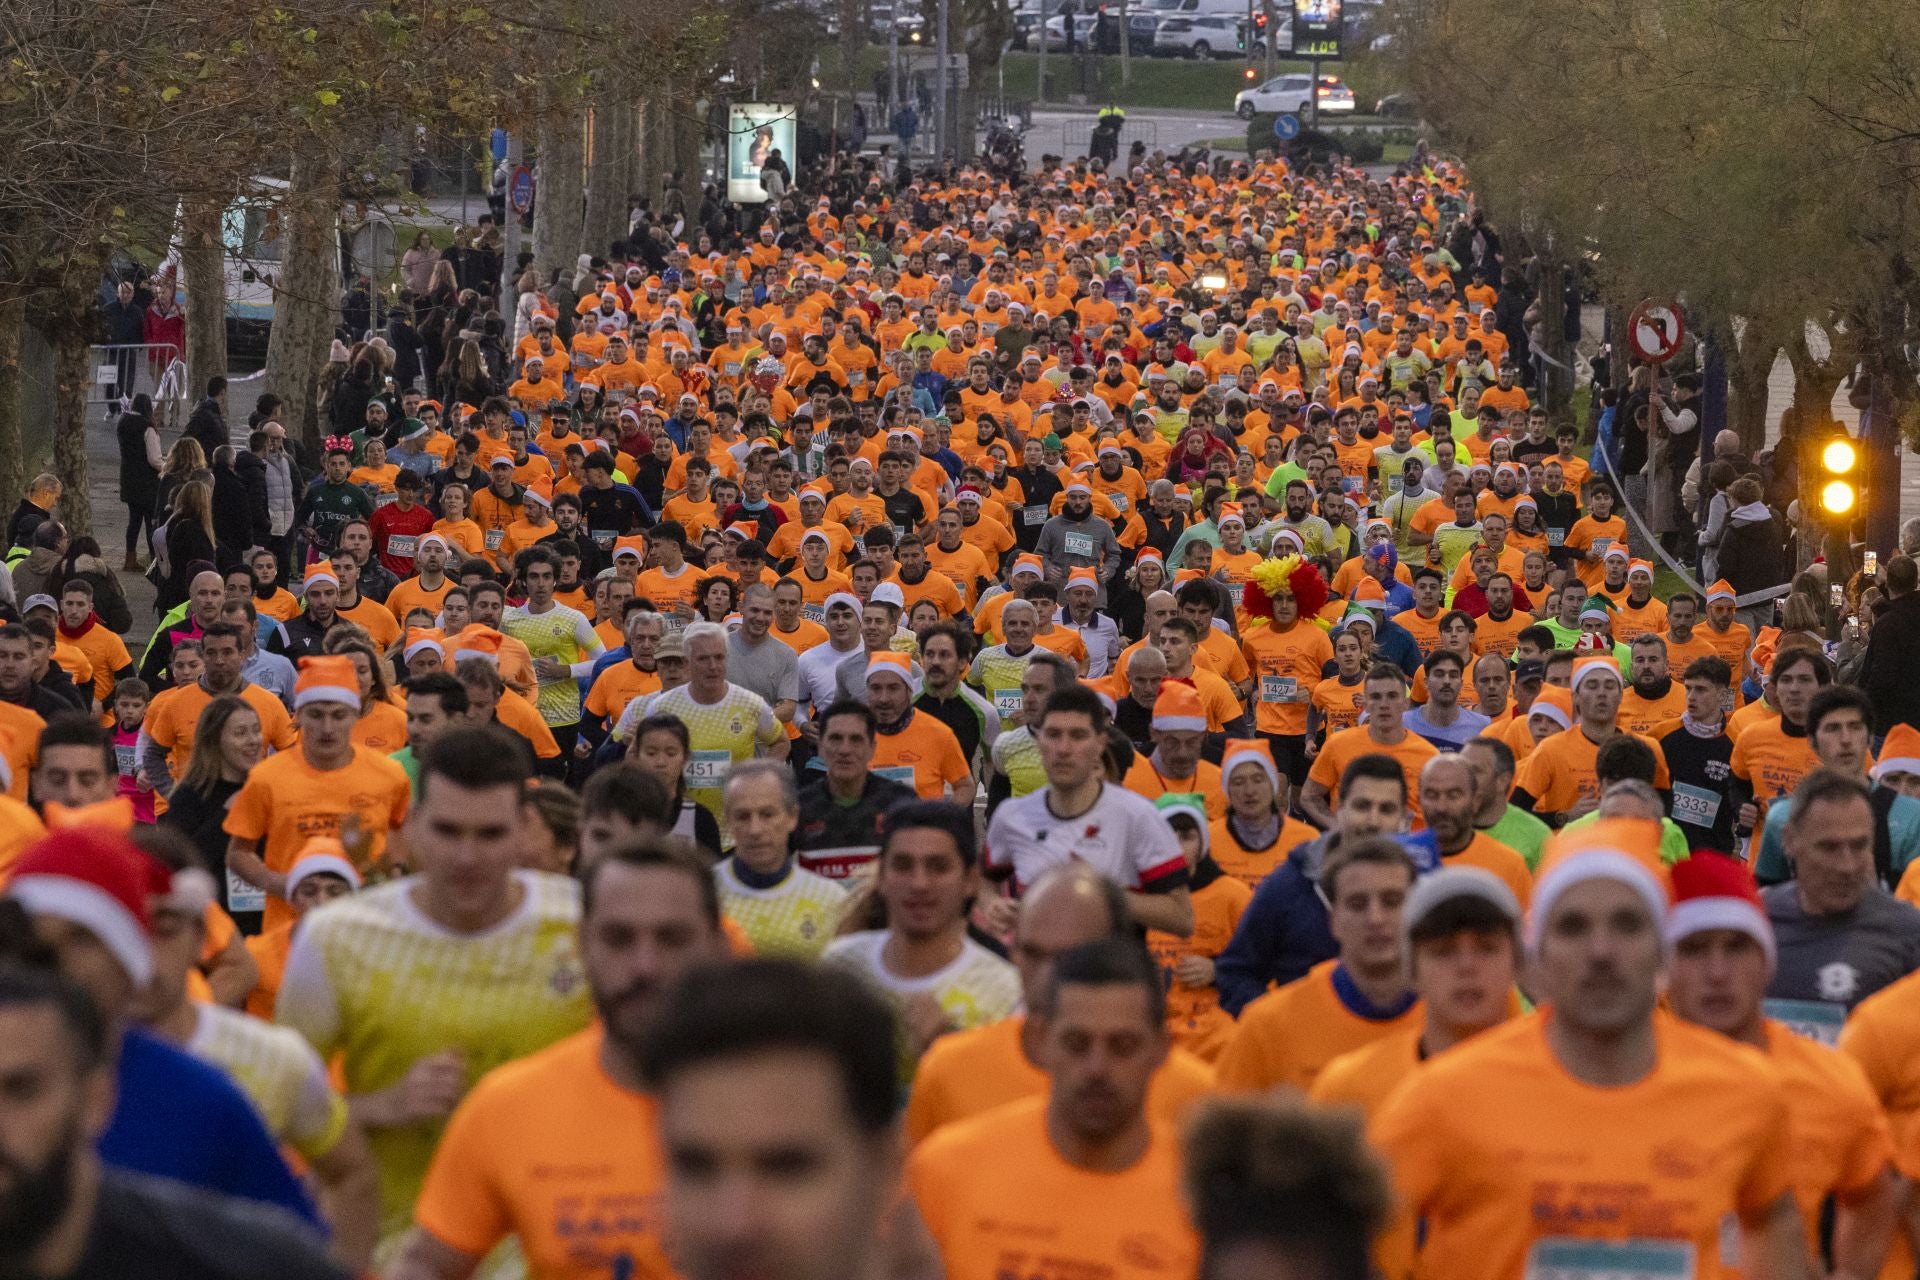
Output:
[1243, 65, 1256, 80]
[1818, 433, 1859, 518]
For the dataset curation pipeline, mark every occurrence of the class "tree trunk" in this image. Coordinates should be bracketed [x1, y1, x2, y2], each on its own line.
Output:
[1779, 330, 1846, 454]
[533, 108, 586, 285]
[180, 197, 228, 408]
[612, 99, 641, 244]
[48, 291, 94, 537]
[1536, 256, 1570, 417]
[1723, 319, 1777, 453]
[582, 96, 625, 261]
[0, 297, 26, 507]
[265, 151, 342, 458]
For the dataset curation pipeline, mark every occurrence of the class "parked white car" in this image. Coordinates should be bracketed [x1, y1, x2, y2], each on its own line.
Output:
[1233, 73, 1356, 119]
[1153, 14, 1244, 57]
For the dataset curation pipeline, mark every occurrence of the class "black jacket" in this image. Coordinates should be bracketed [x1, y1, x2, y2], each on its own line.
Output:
[231, 450, 273, 547]
[269, 611, 342, 661]
[117, 412, 160, 510]
[184, 397, 228, 459]
[1864, 592, 1920, 735]
[211, 467, 254, 558]
[1716, 509, 1786, 598]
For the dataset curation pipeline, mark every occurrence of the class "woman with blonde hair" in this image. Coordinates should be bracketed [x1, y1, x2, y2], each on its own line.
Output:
[153, 436, 206, 525]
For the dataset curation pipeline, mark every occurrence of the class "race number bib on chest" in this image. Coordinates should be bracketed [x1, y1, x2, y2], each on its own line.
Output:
[1023, 505, 1048, 526]
[684, 749, 731, 788]
[1524, 1238, 1694, 1280]
[874, 764, 916, 788]
[1762, 998, 1846, 1046]
[484, 528, 505, 551]
[1260, 674, 1298, 703]
[226, 868, 266, 915]
[386, 534, 417, 560]
[1063, 531, 1095, 558]
[993, 689, 1023, 720]
[1669, 783, 1721, 829]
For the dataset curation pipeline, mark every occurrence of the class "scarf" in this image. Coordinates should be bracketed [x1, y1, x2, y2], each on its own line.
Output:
[56, 613, 96, 642]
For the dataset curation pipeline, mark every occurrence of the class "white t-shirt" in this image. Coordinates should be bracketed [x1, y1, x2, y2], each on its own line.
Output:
[984, 782, 1186, 894]
[821, 929, 1021, 1033]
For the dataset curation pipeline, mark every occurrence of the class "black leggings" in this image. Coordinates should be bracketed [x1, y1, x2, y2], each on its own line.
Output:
[124, 502, 154, 557]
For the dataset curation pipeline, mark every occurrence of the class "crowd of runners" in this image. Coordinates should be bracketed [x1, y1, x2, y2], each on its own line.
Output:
[0, 140, 1914, 1280]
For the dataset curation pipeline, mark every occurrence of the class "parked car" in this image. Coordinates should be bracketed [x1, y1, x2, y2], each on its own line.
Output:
[1153, 14, 1244, 57]
[1037, 12, 1100, 48]
[1374, 91, 1419, 119]
[1233, 73, 1356, 118]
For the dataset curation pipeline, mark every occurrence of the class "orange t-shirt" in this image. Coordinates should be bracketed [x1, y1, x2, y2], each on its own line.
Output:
[1207, 813, 1320, 890]
[1242, 622, 1334, 737]
[1370, 1010, 1796, 1280]
[386, 575, 455, 625]
[413, 1026, 674, 1280]
[904, 1015, 1215, 1146]
[1215, 960, 1420, 1094]
[583, 662, 662, 727]
[1307, 726, 1440, 825]
[351, 699, 410, 755]
[871, 711, 971, 800]
[144, 681, 297, 782]
[908, 1097, 1200, 1280]
[222, 746, 412, 931]
[0, 794, 46, 880]
[1442, 832, 1533, 907]
[1730, 719, 1819, 810]
[1147, 871, 1252, 1061]
[1123, 757, 1226, 821]
[1515, 724, 1670, 815]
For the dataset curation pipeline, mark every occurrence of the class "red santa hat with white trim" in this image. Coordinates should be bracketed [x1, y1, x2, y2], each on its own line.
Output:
[4, 829, 159, 985]
[1664, 850, 1773, 969]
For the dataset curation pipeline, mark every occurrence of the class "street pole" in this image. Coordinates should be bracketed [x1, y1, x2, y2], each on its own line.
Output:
[1262, 0, 1275, 77]
[1037, 0, 1049, 105]
[1307, 55, 1318, 127]
[935, 0, 950, 159]
[1120, 0, 1131, 86]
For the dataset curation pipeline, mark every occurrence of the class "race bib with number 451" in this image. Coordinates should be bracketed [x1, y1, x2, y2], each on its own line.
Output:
[684, 750, 732, 788]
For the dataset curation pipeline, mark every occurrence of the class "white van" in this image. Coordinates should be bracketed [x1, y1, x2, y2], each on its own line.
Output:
[170, 176, 365, 366]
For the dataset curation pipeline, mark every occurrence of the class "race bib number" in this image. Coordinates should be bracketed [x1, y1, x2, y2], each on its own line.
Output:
[993, 689, 1023, 720]
[1343, 475, 1365, 495]
[227, 868, 266, 915]
[981, 322, 1000, 335]
[114, 743, 135, 777]
[724, 361, 742, 376]
[592, 529, 617, 550]
[875, 764, 916, 788]
[847, 369, 865, 384]
[1260, 674, 1298, 703]
[1225, 581, 1246, 608]
[1109, 492, 1129, 512]
[1388, 473, 1403, 493]
[1524, 1238, 1695, 1280]
[1591, 537, 1613, 559]
[1547, 527, 1566, 547]
[801, 601, 825, 623]
[684, 749, 732, 788]
[1670, 782, 1722, 829]
[375, 491, 398, 508]
[1720, 687, 1737, 716]
[1218, 372, 1237, 386]
[387, 534, 418, 560]
[1064, 531, 1095, 558]
[1023, 505, 1048, 526]
[484, 528, 505, 551]
[1762, 998, 1846, 1047]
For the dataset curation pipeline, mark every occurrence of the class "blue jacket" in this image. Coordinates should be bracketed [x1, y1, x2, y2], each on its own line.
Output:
[1371, 615, 1423, 677]
[1215, 833, 1339, 1015]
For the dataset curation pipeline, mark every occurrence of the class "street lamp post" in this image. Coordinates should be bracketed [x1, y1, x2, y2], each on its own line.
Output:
[935, 0, 950, 158]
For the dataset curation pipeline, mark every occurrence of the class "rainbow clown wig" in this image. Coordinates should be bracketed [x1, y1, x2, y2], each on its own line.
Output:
[1240, 555, 1330, 629]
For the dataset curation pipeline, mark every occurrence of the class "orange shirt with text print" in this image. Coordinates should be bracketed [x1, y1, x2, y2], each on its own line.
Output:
[1370, 1010, 1795, 1280]
[908, 1097, 1199, 1280]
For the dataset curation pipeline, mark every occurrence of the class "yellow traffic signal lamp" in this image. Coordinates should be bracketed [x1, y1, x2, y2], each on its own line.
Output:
[1818, 433, 1859, 519]
[1243, 66, 1257, 80]
[1823, 437, 1858, 475]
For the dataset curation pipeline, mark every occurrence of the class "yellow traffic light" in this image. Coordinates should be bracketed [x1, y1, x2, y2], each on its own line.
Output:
[1821, 480, 1857, 516]
[1823, 438, 1858, 474]
[1243, 66, 1256, 80]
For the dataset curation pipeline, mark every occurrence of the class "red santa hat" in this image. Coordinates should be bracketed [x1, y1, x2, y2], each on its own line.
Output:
[5, 829, 157, 985]
[1665, 850, 1773, 968]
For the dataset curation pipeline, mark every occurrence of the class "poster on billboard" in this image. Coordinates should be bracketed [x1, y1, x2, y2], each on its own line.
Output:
[1289, 0, 1342, 58]
[727, 104, 797, 203]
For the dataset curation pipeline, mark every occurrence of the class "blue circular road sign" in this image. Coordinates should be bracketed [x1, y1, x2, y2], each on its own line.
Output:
[1274, 113, 1301, 139]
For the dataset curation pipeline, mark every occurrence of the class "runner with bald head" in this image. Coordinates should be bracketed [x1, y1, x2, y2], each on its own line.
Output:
[139, 569, 229, 684]
[905, 863, 1216, 1145]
